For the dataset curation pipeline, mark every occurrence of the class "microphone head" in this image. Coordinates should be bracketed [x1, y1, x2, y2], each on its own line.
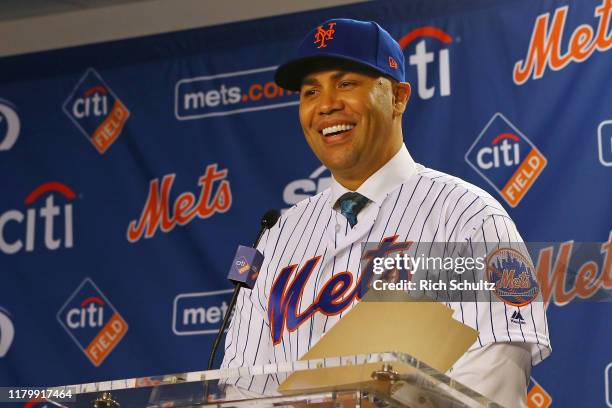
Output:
[261, 209, 280, 229]
[228, 246, 264, 289]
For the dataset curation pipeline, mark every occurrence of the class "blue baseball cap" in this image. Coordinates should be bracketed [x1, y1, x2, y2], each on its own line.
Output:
[274, 18, 405, 91]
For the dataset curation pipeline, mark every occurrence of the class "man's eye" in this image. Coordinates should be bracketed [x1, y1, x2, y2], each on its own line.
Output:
[339, 81, 356, 88]
[302, 88, 318, 97]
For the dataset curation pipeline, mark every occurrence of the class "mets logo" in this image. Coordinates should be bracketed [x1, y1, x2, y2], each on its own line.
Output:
[486, 248, 539, 307]
[268, 236, 411, 345]
[314, 22, 337, 48]
[465, 113, 547, 207]
[57, 278, 128, 366]
[62, 68, 130, 154]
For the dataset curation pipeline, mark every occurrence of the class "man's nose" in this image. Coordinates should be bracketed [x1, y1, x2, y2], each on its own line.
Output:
[318, 89, 343, 115]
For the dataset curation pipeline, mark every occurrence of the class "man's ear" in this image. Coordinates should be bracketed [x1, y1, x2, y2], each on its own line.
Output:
[392, 82, 411, 116]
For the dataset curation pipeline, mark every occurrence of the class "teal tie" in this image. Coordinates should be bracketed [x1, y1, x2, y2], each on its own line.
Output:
[334, 192, 370, 227]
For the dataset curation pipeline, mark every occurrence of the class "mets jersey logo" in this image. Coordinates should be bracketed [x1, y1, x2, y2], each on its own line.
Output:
[486, 248, 539, 307]
[314, 22, 337, 48]
[268, 236, 411, 345]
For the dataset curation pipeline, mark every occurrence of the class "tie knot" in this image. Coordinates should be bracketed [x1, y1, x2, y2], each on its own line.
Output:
[334, 192, 370, 227]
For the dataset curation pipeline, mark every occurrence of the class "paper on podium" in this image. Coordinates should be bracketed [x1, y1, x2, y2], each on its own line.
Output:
[278, 291, 478, 393]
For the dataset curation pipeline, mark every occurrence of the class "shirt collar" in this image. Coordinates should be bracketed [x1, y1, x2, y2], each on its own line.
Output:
[330, 144, 417, 207]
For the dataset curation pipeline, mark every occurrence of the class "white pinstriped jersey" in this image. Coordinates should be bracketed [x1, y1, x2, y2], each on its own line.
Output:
[221, 161, 551, 395]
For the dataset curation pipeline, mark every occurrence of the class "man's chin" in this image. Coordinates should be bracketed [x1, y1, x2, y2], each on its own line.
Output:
[321, 157, 360, 177]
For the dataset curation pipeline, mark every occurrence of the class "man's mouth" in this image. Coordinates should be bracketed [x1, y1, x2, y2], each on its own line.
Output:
[320, 123, 355, 137]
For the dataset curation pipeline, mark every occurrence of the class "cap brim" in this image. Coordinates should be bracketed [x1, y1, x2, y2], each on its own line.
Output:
[274, 53, 391, 91]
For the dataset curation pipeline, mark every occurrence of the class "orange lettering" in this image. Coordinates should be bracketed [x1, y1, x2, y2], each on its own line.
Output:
[174, 192, 196, 225]
[127, 164, 232, 242]
[513, 7, 570, 85]
[535, 242, 574, 306]
[574, 261, 600, 298]
[127, 175, 175, 242]
[514, 0, 612, 84]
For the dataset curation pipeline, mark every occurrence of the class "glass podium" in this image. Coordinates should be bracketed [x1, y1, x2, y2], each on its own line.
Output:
[46, 352, 502, 407]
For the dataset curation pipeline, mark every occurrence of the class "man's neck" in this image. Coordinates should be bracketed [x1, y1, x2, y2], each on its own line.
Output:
[333, 142, 403, 191]
[329, 144, 418, 209]
[333, 174, 369, 191]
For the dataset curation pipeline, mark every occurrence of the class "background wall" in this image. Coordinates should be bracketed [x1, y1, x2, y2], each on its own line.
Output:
[0, 0, 611, 407]
[0, 0, 367, 57]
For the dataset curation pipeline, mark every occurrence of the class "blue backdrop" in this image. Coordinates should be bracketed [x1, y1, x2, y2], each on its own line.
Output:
[1, 0, 611, 406]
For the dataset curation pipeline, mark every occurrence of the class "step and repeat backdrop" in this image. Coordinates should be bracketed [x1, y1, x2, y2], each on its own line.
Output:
[1, 0, 611, 406]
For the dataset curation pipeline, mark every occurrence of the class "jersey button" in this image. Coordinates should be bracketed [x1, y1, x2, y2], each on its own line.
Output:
[335, 224, 341, 232]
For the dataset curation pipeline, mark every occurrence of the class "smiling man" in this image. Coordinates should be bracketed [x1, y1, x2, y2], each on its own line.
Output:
[221, 19, 550, 407]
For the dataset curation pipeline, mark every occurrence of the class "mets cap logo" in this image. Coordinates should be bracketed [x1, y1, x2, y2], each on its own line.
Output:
[57, 278, 128, 366]
[486, 247, 539, 307]
[314, 22, 337, 48]
[465, 112, 547, 207]
[62, 68, 130, 154]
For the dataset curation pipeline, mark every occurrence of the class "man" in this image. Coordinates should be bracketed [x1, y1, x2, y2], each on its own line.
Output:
[221, 18, 550, 407]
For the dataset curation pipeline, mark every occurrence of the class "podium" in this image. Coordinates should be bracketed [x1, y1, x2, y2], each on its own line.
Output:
[46, 352, 502, 407]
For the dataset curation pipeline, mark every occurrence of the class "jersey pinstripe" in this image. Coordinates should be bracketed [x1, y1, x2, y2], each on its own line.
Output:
[221, 165, 551, 394]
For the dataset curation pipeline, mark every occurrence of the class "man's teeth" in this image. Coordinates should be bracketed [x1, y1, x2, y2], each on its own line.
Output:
[322, 124, 355, 136]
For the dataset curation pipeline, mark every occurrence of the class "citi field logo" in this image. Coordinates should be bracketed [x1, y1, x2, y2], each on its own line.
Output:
[63, 68, 130, 154]
[172, 290, 232, 335]
[514, 0, 612, 85]
[0, 181, 75, 255]
[0, 307, 15, 357]
[527, 377, 552, 408]
[465, 113, 547, 207]
[0, 99, 20, 152]
[282, 165, 332, 212]
[399, 26, 452, 100]
[127, 164, 232, 243]
[57, 278, 128, 366]
[235, 257, 251, 274]
[175, 66, 298, 120]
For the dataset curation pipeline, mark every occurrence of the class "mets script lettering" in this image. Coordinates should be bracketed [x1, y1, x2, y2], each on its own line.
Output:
[268, 236, 411, 344]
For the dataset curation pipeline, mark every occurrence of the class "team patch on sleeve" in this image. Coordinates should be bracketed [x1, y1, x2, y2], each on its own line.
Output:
[486, 247, 539, 306]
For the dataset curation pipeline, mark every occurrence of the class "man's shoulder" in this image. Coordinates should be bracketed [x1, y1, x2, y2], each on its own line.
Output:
[409, 164, 509, 216]
[281, 188, 332, 222]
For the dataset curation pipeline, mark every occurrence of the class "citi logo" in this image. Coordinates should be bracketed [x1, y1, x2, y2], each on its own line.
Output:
[476, 133, 521, 169]
[63, 68, 130, 154]
[399, 27, 452, 100]
[0, 99, 20, 152]
[57, 278, 128, 366]
[66, 297, 105, 329]
[0, 181, 75, 255]
[282, 165, 331, 211]
[0, 307, 15, 357]
[71, 85, 109, 119]
[466, 113, 547, 207]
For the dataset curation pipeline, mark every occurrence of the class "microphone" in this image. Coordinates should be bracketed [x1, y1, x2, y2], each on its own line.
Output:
[205, 209, 280, 396]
